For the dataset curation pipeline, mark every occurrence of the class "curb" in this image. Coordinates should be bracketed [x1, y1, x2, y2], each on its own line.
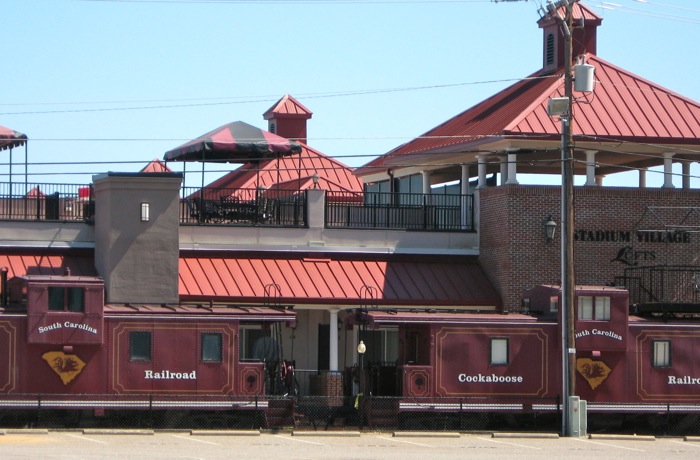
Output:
[684, 436, 700, 442]
[82, 429, 154, 435]
[588, 434, 656, 441]
[1, 429, 50, 435]
[393, 431, 460, 438]
[191, 430, 261, 436]
[492, 432, 560, 439]
[292, 431, 361, 437]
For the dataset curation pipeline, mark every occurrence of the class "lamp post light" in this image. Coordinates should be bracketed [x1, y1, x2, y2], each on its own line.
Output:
[545, 215, 557, 243]
[357, 340, 366, 429]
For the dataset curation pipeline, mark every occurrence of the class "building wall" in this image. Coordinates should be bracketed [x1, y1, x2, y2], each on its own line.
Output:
[480, 185, 700, 312]
[94, 173, 182, 305]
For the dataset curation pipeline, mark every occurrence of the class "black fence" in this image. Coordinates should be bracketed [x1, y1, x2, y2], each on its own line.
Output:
[180, 186, 307, 227]
[4, 394, 700, 435]
[0, 183, 93, 222]
[615, 265, 700, 313]
[325, 191, 474, 231]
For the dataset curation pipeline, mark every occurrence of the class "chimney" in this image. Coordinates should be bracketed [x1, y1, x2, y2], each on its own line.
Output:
[263, 94, 313, 145]
[538, 2, 602, 73]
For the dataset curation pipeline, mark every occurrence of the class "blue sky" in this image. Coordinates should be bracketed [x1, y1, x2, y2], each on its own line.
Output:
[2, 0, 699, 188]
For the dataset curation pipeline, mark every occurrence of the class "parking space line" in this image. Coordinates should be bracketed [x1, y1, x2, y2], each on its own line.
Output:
[61, 433, 109, 445]
[379, 436, 435, 447]
[572, 437, 646, 452]
[477, 436, 542, 449]
[669, 440, 700, 448]
[170, 434, 220, 445]
[273, 434, 328, 446]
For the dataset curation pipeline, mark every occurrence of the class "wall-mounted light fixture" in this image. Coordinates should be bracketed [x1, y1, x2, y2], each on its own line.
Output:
[545, 215, 557, 243]
[140, 203, 150, 222]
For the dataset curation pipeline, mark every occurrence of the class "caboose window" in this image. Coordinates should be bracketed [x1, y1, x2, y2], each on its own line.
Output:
[490, 338, 509, 366]
[578, 296, 611, 321]
[202, 333, 223, 363]
[595, 296, 611, 320]
[578, 296, 594, 320]
[129, 331, 152, 362]
[48, 287, 85, 312]
[652, 340, 671, 367]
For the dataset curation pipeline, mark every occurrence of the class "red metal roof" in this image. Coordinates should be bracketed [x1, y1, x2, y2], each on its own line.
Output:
[360, 310, 540, 327]
[0, 251, 499, 308]
[103, 304, 295, 322]
[0, 253, 97, 278]
[140, 158, 172, 173]
[206, 144, 363, 193]
[178, 253, 500, 308]
[263, 94, 313, 120]
[357, 53, 700, 175]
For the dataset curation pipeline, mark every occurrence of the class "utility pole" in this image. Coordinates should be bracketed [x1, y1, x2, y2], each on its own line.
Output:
[545, 0, 578, 437]
[562, 1, 577, 437]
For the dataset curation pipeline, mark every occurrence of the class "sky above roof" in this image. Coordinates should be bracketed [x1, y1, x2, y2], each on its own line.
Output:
[2, 0, 699, 188]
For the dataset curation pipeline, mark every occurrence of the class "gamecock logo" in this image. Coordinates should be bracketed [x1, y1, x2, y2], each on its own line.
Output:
[576, 358, 612, 390]
[41, 351, 87, 385]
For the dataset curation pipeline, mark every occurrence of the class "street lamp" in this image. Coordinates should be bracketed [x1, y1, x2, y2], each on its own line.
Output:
[357, 340, 366, 394]
[357, 340, 366, 429]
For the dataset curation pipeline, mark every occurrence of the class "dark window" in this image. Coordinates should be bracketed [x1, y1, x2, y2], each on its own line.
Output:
[202, 333, 223, 363]
[130, 331, 152, 362]
[48, 287, 85, 312]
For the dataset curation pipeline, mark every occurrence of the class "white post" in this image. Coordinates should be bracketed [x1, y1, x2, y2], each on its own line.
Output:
[477, 156, 487, 189]
[329, 308, 339, 371]
[663, 152, 675, 188]
[584, 150, 597, 186]
[421, 171, 431, 195]
[682, 161, 691, 189]
[461, 164, 470, 230]
[639, 169, 647, 188]
[505, 152, 519, 185]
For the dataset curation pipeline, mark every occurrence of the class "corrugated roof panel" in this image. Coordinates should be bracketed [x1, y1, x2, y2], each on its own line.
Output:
[178, 254, 501, 308]
[0, 253, 96, 278]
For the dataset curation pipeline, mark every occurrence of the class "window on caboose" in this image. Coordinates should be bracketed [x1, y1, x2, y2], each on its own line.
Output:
[577, 296, 611, 321]
[490, 338, 509, 366]
[652, 340, 671, 367]
[48, 287, 85, 312]
[129, 331, 152, 362]
[202, 333, 223, 363]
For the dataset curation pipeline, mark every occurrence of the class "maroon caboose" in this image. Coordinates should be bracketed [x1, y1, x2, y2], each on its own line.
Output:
[356, 284, 700, 425]
[0, 273, 295, 423]
[525, 284, 700, 414]
[357, 309, 560, 413]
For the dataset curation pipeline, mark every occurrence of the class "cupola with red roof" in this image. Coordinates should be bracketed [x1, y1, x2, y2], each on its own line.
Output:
[263, 94, 313, 145]
[538, 2, 602, 73]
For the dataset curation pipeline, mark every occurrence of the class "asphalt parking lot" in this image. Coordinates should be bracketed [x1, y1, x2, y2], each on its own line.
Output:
[2, 430, 700, 460]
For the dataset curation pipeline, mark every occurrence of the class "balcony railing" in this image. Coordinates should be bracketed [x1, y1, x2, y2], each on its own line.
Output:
[0, 182, 93, 222]
[0, 183, 473, 234]
[615, 265, 700, 314]
[180, 186, 307, 227]
[325, 191, 474, 231]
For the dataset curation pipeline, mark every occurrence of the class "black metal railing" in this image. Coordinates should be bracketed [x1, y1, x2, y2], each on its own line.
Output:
[3, 394, 700, 434]
[325, 191, 474, 231]
[615, 265, 700, 312]
[180, 186, 307, 227]
[0, 182, 94, 222]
